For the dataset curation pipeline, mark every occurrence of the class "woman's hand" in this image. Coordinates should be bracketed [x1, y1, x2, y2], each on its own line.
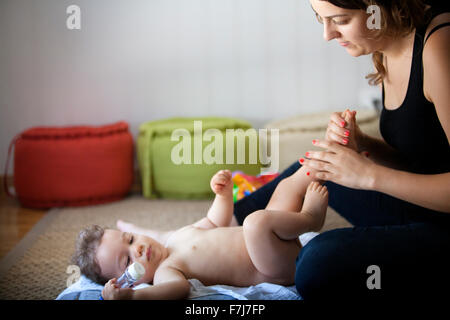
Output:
[325, 109, 363, 152]
[303, 139, 377, 190]
[101, 278, 133, 300]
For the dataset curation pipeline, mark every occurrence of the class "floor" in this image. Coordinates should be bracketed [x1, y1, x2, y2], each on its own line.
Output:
[0, 173, 142, 260]
[0, 177, 46, 259]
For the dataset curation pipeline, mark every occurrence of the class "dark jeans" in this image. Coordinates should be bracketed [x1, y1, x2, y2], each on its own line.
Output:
[233, 161, 450, 300]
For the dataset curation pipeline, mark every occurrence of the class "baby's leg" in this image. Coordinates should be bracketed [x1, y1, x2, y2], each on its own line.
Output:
[265, 164, 322, 212]
[243, 182, 328, 281]
[266, 109, 353, 213]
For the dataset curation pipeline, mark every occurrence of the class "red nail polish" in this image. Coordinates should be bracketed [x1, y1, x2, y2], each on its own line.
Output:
[305, 152, 310, 158]
[299, 158, 305, 164]
[312, 140, 317, 144]
[306, 172, 310, 176]
[340, 121, 345, 127]
[344, 131, 350, 137]
[343, 138, 348, 144]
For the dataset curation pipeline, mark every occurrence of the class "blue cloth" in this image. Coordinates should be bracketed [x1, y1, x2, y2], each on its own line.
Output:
[56, 275, 103, 300]
[58, 289, 102, 300]
[188, 279, 300, 300]
[233, 161, 450, 300]
[56, 276, 301, 300]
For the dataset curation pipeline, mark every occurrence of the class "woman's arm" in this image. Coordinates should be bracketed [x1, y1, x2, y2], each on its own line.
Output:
[423, 21, 450, 144]
[304, 140, 450, 213]
[356, 131, 409, 170]
[372, 165, 450, 213]
[326, 111, 409, 170]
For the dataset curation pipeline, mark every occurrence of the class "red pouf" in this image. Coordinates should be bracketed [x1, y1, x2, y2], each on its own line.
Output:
[7, 122, 134, 208]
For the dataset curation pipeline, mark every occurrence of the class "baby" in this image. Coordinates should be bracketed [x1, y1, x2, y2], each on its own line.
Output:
[72, 164, 328, 300]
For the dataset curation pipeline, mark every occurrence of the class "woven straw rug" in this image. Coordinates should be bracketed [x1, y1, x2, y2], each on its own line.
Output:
[0, 195, 350, 300]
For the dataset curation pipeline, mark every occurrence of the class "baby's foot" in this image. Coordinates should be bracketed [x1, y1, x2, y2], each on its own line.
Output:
[210, 170, 233, 197]
[300, 181, 329, 232]
[343, 109, 358, 151]
[117, 220, 147, 235]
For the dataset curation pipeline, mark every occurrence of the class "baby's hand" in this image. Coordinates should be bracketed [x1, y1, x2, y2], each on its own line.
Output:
[210, 170, 233, 196]
[101, 278, 133, 300]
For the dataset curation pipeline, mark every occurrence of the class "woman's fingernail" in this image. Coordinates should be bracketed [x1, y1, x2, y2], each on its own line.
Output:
[340, 121, 345, 127]
[344, 131, 350, 137]
[343, 138, 348, 144]
[306, 172, 310, 176]
[299, 158, 305, 164]
[312, 139, 317, 144]
[305, 152, 310, 158]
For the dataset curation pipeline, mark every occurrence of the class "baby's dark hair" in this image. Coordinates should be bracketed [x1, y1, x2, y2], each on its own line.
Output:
[71, 225, 109, 285]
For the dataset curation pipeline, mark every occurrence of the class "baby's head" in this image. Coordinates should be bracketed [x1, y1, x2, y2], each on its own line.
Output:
[72, 225, 166, 285]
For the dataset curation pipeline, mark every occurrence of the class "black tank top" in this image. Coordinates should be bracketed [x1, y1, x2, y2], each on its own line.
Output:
[379, 6, 450, 175]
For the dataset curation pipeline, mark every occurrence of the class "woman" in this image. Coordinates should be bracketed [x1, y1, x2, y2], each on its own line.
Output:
[233, 0, 450, 300]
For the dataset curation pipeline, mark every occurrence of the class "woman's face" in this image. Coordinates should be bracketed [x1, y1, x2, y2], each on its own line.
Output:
[309, 0, 382, 57]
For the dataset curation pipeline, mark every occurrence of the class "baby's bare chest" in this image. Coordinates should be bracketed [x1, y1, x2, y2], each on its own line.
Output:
[166, 226, 260, 286]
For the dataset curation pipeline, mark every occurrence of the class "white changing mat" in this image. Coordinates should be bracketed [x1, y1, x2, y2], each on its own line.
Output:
[56, 232, 319, 300]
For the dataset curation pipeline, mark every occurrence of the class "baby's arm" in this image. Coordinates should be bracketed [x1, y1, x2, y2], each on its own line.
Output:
[193, 170, 234, 229]
[132, 267, 190, 300]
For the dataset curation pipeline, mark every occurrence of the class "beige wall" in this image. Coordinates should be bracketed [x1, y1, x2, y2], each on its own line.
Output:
[0, 0, 380, 171]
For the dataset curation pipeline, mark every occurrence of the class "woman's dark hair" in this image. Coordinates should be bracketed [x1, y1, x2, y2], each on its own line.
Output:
[322, 0, 430, 85]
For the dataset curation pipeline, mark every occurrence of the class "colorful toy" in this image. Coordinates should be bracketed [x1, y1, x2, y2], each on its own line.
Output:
[232, 171, 279, 202]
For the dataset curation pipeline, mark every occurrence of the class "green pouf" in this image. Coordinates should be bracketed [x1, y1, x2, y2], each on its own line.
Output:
[137, 117, 263, 199]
